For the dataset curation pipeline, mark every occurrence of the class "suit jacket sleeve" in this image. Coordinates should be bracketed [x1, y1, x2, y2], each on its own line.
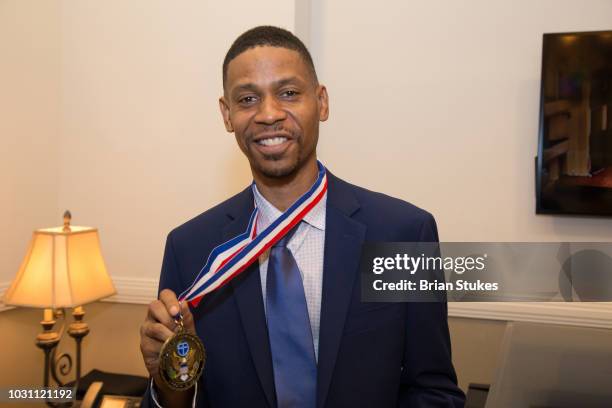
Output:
[398, 214, 466, 407]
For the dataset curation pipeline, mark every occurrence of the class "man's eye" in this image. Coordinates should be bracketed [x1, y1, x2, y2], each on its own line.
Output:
[281, 90, 299, 98]
[239, 96, 257, 105]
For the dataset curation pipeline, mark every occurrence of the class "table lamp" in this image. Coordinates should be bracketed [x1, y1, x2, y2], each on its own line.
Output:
[2, 211, 116, 405]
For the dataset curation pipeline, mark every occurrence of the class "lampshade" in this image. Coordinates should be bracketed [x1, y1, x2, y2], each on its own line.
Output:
[3, 216, 116, 308]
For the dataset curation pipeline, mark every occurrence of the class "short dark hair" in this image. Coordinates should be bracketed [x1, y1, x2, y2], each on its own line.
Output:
[222, 25, 318, 89]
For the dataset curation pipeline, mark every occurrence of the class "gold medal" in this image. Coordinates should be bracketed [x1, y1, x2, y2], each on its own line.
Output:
[158, 311, 206, 391]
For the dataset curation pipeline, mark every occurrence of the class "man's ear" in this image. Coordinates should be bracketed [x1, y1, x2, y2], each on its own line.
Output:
[317, 85, 329, 122]
[219, 96, 234, 132]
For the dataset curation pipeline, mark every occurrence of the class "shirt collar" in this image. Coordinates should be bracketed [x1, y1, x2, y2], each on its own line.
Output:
[252, 183, 326, 232]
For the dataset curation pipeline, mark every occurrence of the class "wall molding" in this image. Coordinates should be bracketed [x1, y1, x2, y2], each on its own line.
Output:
[3, 277, 612, 329]
[0, 281, 15, 312]
[0, 277, 158, 310]
[103, 276, 158, 305]
[448, 302, 612, 329]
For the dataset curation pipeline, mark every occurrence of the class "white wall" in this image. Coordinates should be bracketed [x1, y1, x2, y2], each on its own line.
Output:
[2, 0, 612, 302]
[0, 1, 60, 287]
[311, 0, 612, 241]
[0, 1, 294, 293]
[57, 0, 295, 284]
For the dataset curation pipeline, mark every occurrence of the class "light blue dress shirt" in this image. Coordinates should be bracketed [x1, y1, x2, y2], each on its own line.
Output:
[253, 183, 327, 361]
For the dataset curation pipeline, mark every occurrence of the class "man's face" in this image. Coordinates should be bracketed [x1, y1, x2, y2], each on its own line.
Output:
[219, 46, 328, 179]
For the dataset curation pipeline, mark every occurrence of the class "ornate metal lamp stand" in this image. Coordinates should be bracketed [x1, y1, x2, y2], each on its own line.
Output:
[36, 307, 90, 407]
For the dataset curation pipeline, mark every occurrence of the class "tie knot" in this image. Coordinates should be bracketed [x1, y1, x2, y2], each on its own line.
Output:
[273, 224, 299, 248]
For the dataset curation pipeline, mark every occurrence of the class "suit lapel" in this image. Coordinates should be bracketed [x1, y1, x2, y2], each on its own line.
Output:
[224, 188, 277, 408]
[316, 173, 367, 408]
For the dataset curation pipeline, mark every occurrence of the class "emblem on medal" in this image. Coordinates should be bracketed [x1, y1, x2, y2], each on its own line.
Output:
[158, 310, 206, 390]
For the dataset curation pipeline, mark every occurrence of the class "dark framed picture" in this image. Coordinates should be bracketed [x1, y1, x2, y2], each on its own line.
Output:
[536, 30, 612, 216]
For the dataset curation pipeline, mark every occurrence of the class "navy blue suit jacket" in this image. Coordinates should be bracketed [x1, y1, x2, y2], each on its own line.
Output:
[144, 171, 465, 407]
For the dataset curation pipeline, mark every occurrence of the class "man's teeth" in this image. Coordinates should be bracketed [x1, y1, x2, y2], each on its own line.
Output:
[258, 137, 287, 146]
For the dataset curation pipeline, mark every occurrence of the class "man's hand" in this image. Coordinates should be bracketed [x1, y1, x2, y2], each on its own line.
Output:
[140, 289, 197, 406]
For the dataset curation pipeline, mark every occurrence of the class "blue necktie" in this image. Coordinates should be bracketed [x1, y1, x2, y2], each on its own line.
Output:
[266, 225, 317, 408]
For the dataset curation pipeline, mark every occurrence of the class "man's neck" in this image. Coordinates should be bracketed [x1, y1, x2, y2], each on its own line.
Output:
[253, 160, 319, 212]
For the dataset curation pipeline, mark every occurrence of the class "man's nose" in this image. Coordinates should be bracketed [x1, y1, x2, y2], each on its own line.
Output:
[254, 96, 287, 124]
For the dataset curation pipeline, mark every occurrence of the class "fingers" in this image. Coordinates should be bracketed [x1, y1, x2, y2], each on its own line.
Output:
[143, 321, 175, 343]
[149, 299, 175, 327]
[140, 319, 174, 377]
[140, 325, 164, 358]
[140, 289, 195, 379]
[147, 289, 185, 331]
[157, 290, 195, 332]
[159, 289, 180, 318]
[152, 290, 195, 332]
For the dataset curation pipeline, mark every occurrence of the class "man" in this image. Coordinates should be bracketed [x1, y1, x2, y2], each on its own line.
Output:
[140, 26, 465, 407]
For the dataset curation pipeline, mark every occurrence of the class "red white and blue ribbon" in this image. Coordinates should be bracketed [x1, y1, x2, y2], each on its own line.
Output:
[178, 161, 328, 307]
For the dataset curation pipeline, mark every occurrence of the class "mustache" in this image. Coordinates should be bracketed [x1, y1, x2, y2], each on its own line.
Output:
[247, 123, 295, 141]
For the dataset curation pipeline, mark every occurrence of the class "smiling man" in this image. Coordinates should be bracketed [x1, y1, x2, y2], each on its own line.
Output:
[220, 43, 325, 210]
[139, 26, 465, 408]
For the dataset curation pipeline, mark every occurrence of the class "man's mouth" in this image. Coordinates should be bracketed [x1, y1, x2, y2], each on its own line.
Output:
[256, 136, 288, 147]
[251, 133, 294, 156]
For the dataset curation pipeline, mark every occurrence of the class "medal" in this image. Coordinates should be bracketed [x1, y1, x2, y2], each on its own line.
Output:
[158, 161, 328, 391]
[158, 309, 206, 391]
